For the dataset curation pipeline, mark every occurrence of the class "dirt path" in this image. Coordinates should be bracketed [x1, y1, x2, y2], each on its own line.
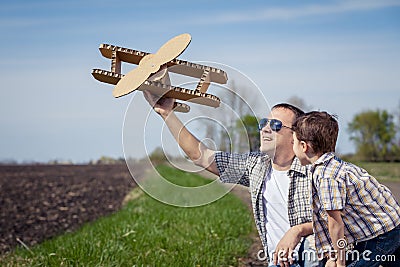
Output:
[381, 181, 400, 200]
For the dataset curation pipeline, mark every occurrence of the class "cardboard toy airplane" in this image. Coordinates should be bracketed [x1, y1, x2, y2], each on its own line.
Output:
[92, 33, 228, 113]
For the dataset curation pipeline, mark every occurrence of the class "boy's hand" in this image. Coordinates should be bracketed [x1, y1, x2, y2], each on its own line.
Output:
[143, 90, 175, 118]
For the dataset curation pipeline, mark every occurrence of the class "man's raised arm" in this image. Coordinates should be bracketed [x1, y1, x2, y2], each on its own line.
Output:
[143, 91, 219, 175]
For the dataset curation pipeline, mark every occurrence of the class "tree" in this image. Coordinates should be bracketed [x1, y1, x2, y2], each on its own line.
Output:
[286, 95, 312, 112]
[149, 147, 169, 165]
[199, 80, 259, 153]
[396, 99, 400, 148]
[348, 109, 398, 161]
[236, 115, 260, 152]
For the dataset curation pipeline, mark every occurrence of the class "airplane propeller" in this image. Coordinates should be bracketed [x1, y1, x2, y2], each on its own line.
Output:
[112, 33, 191, 98]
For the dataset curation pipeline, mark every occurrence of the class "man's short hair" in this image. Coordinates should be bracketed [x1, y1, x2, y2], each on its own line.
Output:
[293, 111, 338, 154]
[272, 103, 305, 120]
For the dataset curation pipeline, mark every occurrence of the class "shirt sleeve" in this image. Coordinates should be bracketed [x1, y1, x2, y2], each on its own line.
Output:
[317, 177, 346, 211]
[214, 151, 250, 187]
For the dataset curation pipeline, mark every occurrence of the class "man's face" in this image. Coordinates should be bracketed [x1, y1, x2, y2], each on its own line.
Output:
[259, 108, 296, 158]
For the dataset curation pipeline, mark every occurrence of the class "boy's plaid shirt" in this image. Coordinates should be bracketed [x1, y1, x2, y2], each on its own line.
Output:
[310, 152, 400, 252]
[214, 151, 312, 256]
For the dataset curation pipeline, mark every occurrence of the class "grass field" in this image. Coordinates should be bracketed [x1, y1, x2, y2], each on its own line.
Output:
[353, 162, 400, 181]
[0, 165, 254, 266]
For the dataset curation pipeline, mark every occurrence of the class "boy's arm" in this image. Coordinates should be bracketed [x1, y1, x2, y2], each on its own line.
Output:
[326, 210, 345, 267]
[143, 91, 219, 175]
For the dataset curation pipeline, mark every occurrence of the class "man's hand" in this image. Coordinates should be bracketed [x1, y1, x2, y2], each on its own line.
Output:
[325, 258, 337, 267]
[273, 226, 302, 267]
[143, 90, 175, 118]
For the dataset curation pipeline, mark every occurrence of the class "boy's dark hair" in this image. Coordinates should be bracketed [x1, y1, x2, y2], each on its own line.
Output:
[272, 103, 305, 120]
[292, 111, 339, 154]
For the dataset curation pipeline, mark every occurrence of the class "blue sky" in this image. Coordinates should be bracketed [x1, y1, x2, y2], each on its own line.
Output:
[1, 0, 399, 163]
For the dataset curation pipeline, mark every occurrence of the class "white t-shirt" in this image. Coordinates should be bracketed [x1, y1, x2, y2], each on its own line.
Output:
[262, 167, 294, 265]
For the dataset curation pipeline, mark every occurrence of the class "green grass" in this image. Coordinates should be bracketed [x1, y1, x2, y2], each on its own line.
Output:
[0, 165, 254, 267]
[351, 162, 400, 181]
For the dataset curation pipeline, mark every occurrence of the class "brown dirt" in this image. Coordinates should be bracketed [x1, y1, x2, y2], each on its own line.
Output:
[0, 164, 138, 255]
[381, 181, 400, 201]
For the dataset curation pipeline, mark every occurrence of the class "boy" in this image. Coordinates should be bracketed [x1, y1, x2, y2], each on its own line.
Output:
[292, 111, 400, 267]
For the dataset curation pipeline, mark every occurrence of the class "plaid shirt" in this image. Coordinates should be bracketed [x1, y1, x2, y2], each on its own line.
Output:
[214, 151, 312, 258]
[311, 152, 400, 251]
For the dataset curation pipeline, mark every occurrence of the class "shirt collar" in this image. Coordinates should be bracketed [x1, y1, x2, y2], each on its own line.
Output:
[310, 152, 336, 172]
[314, 152, 335, 165]
[288, 157, 307, 177]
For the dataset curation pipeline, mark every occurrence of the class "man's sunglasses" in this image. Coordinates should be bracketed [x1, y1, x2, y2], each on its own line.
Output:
[258, 118, 293, 132]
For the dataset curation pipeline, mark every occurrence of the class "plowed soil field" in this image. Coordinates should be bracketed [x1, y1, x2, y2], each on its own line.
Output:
[0, 164, 137, 254]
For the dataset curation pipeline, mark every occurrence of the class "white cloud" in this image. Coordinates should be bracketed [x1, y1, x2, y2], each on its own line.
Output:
[194, 0, 400, 24]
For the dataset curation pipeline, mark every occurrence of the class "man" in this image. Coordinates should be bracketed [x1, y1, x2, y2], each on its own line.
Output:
[144, 92, 317, 267]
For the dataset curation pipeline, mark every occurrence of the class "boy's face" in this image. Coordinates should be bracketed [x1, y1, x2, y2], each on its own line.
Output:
[292, 132, 309, 166]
